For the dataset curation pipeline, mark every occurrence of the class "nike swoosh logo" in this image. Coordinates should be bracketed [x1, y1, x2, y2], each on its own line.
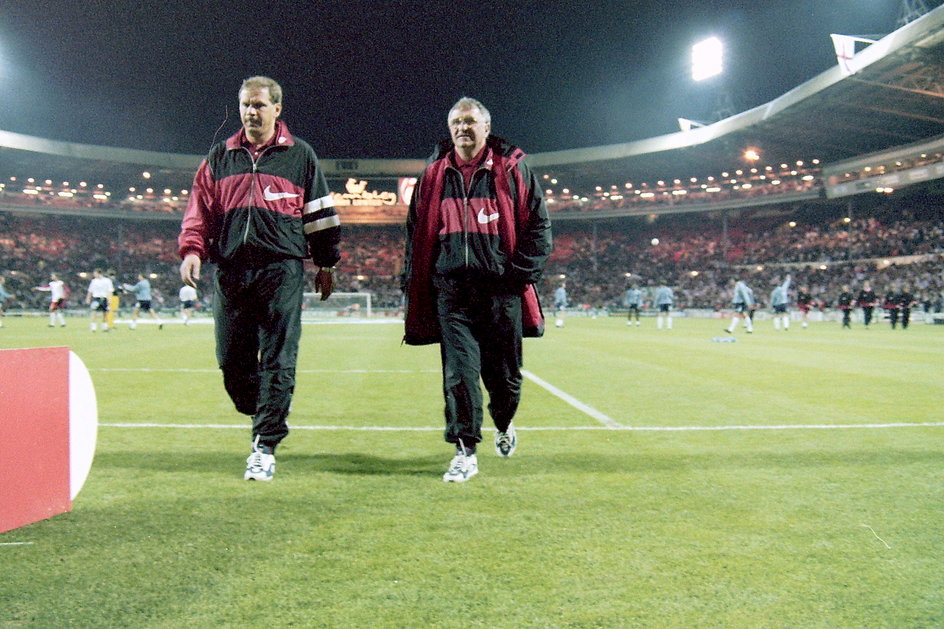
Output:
[263, 185, 300, 201]
[477, 208, 500, 224]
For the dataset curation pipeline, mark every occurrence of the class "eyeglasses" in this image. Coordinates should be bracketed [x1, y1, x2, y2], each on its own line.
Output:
[449, 116, 487, 129]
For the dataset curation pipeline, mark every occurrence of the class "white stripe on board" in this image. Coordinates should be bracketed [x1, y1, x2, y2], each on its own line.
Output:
[98, 421, 944, 432]
[521, 369, 623, 428]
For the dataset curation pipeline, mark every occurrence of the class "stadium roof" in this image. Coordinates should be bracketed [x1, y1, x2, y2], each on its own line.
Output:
[2, 5, 944, 196]
[528, 4, 944, 191]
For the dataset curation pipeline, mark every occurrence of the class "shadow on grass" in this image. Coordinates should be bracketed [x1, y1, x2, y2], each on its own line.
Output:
[94, 450, 444, 477]
[92, 446, 944, 479]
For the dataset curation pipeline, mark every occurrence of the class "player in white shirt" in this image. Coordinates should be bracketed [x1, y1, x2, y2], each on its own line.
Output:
[85, 269, 114, 332]
[179, 284, 198, 325]
[34, 273, 68, 327]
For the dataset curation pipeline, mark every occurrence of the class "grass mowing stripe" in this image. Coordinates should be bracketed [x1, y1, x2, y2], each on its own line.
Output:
[522, 369, 624, 427]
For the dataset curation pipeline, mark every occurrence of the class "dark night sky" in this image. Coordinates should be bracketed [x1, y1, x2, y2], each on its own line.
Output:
[0, 0, 924, 159]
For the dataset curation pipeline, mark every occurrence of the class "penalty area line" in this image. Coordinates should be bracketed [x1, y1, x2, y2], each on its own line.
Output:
[521, 369, 623, 428]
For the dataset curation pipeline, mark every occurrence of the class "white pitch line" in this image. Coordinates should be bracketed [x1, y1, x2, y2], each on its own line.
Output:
[0, 542, 34, 547]
[521, 369, 623, 428]
[98, 421, 944, 432]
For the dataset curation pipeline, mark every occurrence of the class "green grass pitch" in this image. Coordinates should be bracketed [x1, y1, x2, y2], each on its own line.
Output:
[1, 314, 941, 628]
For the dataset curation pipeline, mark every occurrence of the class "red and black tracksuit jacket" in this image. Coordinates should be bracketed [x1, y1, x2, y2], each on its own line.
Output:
[178, 120, 340, 268]
[403, 136, 552, 345]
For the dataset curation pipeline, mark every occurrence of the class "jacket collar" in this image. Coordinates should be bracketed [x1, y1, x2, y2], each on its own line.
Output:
[428, 135, 525, 168]
[225, 119, 295, 151]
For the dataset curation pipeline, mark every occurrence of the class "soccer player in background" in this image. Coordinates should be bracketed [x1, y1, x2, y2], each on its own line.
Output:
[883, 286, 900, 329]
[402, 97, 552, 483]
[105, 268, 121, 330]
[837, 284, 855, 328]
[746, 282, 757, 326]
[34, 273, 68, 327]
[654, 281, 674, 330]
[796, 284, 814, 328]
[725, 276, 755, 334]
[122, 273, 163, 330]
[624, 283, 642, 326]
[857, 280, 878, 329]
[0, 276, 12, 328]
[178, 284, 197, 324]
[896, 285, 917, 329]
[85, 268, 114, 333]
[553, 281, 568, 328]
[178, 75, 341, 481]
[770, 273, 792, 331]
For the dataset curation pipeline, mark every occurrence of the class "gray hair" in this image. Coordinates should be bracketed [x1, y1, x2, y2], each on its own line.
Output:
[240, 75, 283, 104]
[448, 97, 490, 124]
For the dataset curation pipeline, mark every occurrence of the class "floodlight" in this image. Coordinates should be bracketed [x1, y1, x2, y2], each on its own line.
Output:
[692, 37, 723, 82]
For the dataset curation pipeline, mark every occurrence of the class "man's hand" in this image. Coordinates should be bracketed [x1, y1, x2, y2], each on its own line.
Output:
[180, 254, 201, 287]
[315, 268, 335, 301]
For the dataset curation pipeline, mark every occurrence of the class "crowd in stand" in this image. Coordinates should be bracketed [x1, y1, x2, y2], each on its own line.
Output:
[543, 205, 944, 312]
[1, 203, 942, 319]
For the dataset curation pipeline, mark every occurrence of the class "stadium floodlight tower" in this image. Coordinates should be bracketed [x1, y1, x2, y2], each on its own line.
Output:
[691, 36, 735, 122]
[692, 37, 723, 82]
[897, 0, 930, 28]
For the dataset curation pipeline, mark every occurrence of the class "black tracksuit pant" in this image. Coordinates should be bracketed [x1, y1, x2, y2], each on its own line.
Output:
[214, 259, 304, 450]
[435, 275, 523, 450]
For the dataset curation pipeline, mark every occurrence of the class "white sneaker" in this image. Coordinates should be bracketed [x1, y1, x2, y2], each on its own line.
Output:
[244, 438, 275, 481]
[443, 452, 478, 483]
[494, 423, 517, 458]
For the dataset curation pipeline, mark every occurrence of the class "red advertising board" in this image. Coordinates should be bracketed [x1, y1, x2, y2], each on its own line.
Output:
[0, 347, 73, 534]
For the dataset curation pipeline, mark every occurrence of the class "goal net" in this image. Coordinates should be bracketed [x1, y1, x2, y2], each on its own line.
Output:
[302, 292, 372, 319]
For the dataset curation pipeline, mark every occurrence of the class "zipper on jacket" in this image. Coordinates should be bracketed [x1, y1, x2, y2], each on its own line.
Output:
[241, 145, 276, 245]
[449, 162, 491, 270]
[446, 165, 470, 269]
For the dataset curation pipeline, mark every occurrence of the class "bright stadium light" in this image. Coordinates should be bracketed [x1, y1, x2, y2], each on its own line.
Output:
[692, 37, 723, 82]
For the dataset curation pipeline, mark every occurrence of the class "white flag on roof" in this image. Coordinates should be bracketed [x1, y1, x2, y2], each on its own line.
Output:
[830, 34, 876, 76]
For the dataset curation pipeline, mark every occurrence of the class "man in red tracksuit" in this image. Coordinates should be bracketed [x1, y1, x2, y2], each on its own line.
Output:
[402, 97, 552, 483]
[179, 76, 341, 481]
